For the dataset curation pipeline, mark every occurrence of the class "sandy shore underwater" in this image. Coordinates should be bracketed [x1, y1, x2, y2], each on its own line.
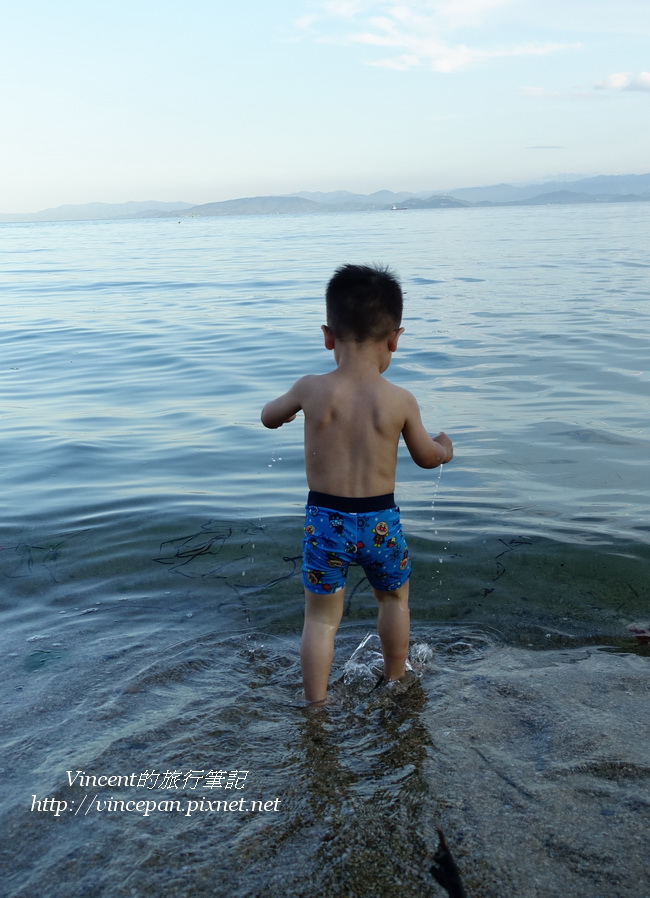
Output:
[3, 626, 648, 897]
[246, 639, 650, 898]
[415, 643, 650, 898]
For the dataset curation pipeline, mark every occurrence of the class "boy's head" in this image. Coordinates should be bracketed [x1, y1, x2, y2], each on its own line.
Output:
[325, 264, 403, 343]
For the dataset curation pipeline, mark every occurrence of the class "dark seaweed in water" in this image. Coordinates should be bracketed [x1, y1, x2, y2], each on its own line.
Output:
[431, 828, 468, 898]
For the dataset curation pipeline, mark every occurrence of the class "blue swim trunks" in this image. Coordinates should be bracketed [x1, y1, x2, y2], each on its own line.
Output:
[302, 491, 411, 594]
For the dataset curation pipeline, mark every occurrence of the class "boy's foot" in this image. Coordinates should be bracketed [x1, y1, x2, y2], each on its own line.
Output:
[372, 669, 418, 693]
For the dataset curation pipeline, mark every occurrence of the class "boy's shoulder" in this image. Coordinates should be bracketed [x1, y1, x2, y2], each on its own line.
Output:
[379, 378, 419, 408]
[291, 372, 329, 393]
[281, 372, 332, 406]
[292, 371, 418, 413]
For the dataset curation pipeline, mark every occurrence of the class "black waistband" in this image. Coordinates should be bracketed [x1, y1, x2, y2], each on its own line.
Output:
[307, 491, 396, 514]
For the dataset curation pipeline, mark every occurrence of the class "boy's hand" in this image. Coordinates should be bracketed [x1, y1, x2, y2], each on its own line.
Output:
[261, 383, 303, 429]
[432, 432, 453, 463]
[262, 412, 296, 429]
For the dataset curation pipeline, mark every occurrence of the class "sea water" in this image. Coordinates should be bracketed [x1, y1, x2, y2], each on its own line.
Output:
[1, 205, 649, 896]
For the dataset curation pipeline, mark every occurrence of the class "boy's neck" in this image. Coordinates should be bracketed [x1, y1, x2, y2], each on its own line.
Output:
[322, 325, 403, 375]
[332, 338, 391, 374]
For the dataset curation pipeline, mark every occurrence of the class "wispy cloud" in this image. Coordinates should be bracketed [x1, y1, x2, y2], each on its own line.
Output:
[522, 71, 650, 101]
[321, 0, 373, 17]
[297, 1, 580, 72]
[519, 86, 561, 99]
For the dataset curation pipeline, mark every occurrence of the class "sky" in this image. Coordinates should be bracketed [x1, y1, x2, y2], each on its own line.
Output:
[1, 0, 649, 212]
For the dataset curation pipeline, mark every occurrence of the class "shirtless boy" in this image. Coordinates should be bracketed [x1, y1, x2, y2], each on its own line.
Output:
[261, 264, 453, 704]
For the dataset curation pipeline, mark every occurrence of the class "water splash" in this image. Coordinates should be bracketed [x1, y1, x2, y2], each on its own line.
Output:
[343, 633, 384, 685]
[431, 462, 450, 595]
[341, 627, 496, 691]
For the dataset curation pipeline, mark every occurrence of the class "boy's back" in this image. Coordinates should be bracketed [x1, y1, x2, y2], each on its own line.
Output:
[262, 330, 450, 497]
[295, 363, 409, 498]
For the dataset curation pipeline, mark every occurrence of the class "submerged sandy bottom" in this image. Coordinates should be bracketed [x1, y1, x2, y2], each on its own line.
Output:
[2, 627, 648, 897]
[416, 643, 649, 898]
[253, 637, 650, 898]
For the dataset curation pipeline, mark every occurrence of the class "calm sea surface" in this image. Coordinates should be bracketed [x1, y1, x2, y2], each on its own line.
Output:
[1, 206, 649, 896]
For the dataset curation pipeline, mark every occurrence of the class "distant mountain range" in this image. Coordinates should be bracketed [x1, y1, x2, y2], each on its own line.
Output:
[2, 174, 649, 222]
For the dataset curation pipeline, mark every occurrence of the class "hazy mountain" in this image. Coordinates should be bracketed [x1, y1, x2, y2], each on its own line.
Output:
[183, 196, 326, 216]
[179, 191, 470, 216]
[0, 200, 192, 223]
[393, 195, 470, 209]
[290, 189, 417, 205]
[532, 172, 589, 183]
[509, 190, 604, 205]
[448, 173, 650, 204]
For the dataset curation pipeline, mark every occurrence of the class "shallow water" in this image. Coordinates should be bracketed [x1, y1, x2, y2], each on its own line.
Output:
[1, 205, 649, 895]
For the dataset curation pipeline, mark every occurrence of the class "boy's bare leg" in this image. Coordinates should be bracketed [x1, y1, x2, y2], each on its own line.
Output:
[300, 588, 345, 704]
[374, 581, 410, 681]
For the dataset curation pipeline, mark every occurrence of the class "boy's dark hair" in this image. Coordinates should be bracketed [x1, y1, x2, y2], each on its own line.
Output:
[326, 264, 403, 342]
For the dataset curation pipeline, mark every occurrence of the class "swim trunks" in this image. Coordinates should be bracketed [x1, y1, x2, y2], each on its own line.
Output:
[302, 491, 411, 594]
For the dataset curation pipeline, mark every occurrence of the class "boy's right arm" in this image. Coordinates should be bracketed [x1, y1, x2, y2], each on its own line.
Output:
[401, 391, 453, 468]
[261, 378, 305, 429]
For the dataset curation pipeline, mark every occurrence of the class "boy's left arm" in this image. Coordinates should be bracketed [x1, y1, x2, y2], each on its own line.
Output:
[261, 379, 304, 429]
[401, 390, 453, 467]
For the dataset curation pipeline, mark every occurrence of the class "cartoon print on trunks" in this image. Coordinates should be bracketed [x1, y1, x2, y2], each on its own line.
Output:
[326, 552, 344, 568]
[306, 569, 332, 592]
[372, 520, 389, 547]
[302, 500, 411, 595]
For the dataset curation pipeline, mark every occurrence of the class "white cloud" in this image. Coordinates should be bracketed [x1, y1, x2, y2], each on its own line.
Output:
[595, 72, 632, 89]
[595, 71, 650, 92]
[301, 1, 579, 72]
[627, 71, 650, 91]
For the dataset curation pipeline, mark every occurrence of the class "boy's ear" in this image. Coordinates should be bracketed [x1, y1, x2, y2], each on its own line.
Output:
[321, 324, 336, 350]
[388, 327, 405, 352]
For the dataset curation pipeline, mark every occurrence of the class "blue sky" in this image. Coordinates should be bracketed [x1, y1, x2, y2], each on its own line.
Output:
[1, 0, 648, 211]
